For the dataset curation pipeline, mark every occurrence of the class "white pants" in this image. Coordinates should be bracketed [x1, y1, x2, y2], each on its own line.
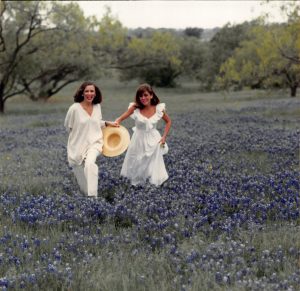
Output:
[73, 149, 100, 197]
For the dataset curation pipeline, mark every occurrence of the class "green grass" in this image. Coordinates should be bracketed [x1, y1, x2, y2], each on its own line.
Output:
[3, 78, 294, 118]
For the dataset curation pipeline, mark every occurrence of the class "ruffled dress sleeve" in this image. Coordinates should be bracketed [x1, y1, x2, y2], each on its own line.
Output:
[128, 102, 138, 120]
[156, 103, 166, 119]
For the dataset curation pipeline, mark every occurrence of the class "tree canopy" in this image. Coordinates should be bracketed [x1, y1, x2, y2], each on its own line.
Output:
[218, 13, 300, 96]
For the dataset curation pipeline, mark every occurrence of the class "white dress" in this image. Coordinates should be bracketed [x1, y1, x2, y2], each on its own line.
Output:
[121, 103, 169, 186]
[64, 103, 106, 166]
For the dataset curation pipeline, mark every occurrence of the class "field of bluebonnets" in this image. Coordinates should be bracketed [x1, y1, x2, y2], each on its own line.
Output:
[0, 79, 299, 290]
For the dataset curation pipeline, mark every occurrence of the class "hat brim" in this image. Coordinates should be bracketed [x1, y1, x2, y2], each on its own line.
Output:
[102, 125, 131, 157]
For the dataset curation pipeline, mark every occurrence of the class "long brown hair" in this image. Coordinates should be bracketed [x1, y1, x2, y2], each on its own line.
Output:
[135, 83, 160, 109]
[73, 81, 102, 104]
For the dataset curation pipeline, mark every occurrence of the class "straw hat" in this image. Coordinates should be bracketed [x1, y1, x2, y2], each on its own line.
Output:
[102, 125, 130, 157]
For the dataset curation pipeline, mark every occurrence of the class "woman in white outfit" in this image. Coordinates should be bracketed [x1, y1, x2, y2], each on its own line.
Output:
[64, 81, 117, 197]
[115, 83, 172, 186]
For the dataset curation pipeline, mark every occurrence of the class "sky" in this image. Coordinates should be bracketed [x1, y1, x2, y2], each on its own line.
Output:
[75, 0, 289, 29]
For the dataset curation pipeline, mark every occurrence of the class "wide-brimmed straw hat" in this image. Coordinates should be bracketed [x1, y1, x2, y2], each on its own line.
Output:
[102, 125, 130, 157]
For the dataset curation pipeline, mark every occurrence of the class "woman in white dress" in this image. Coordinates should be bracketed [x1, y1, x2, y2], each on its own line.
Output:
[115, 84, 172, 186]
[64, 81, 117, 198]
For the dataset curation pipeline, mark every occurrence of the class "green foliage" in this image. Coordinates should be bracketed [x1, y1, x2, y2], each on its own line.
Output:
[0, 1, 128, 111]
[198, 21, 255, 90]
[118, 31, 182, 87]
[0, 1, 101, 111]
[94, 7, 129, 63]
[184, 27, 203, 38]
[0, 1, 50, 108]
[179, 37, 208, 79]
[218, 21, 300, 96]
[18, 2, 100, 101]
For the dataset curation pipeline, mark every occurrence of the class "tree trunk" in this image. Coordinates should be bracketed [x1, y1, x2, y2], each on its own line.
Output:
[0, 98, 4, 113]
[0, 84, 4, 113]
[290, 85, 297, 97]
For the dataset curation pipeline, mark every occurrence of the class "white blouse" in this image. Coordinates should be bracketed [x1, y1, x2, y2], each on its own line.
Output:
[64, 103, 106, 166]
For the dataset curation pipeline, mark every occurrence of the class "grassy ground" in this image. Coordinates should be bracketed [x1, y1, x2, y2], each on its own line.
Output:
[0, 79, 299, 290]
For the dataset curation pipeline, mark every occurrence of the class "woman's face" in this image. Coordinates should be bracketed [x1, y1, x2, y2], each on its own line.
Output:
[83, 85, 96, 103]
[139, 90, 153, 106]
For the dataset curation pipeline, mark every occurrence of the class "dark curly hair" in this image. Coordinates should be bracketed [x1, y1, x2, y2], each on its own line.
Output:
[135, 83, 160, 109]
[73, 81, 102, 104]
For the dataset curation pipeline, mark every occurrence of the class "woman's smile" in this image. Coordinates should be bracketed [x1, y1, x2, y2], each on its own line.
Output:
[83, 85, 96, 103]
[139, 91, 152, 106]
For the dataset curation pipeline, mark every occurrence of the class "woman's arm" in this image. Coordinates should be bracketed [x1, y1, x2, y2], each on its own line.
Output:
[159, 111, 172, 144]
[115, 105, 136, 125]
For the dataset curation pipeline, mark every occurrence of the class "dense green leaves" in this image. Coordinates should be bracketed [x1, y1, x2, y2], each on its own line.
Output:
[198, 21, 254, 90]
[218, 22, 300, 96]
[217, 2, 300, 96]
[17, 2, 98, 101]
[117, 31, 182, 87]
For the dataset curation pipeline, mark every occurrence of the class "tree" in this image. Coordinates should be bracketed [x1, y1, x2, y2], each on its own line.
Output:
[0, 1, 56, 112]
[17, 1, 100, 101]
[117, 31, 182, 87]
[92, 7, 129, 73]
[218, 23, 300, 97]
[273, 21, 300, 96]
[179, 36, 208, 81]
[0, 1, 103, 113]
[198, 21, 254, 90]
[275, 1, 300, 65]
[184, 27, 203, 38]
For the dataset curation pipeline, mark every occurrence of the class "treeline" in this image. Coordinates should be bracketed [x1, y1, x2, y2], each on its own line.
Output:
[0, 1, 299, 113]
